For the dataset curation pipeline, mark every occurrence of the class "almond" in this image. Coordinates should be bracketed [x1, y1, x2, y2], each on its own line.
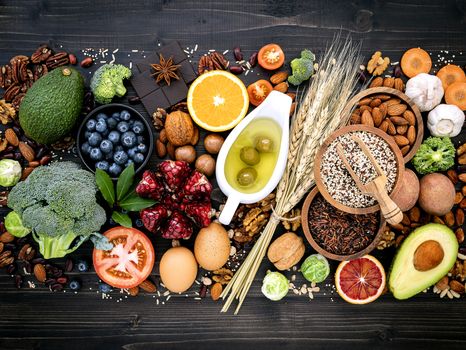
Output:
[383, 77, 395, 88]
[358, 97, 372, 106]
[384, 98, 401, 107]
[190, 126, 199, 145]
[461, 197, 466, 208]
[0, 232, 14, 243]
[372, 94, 391, 101]
[360, 105, 372, 113]
[456, 208, 465, 226]
[435, 276, 449, 291]
[156, 139, 167, 158]
[128, 286, 139, 296]
[394, 135, 409, 146]
[34, 263, 47, 283]
[400, 145, 410, 156]
[369, 98, 382, 108]
[379, 119, 389, 132]
[371, 107, 383, 126]
[407, 125, 416, 145]
[289, 102, 296, 115]
[386, 119, 397, 135]
[350, 113, 361, 124]
[4, 128, 19, 146]
[270, 71, 289, 85]
[139, 279, 157, 293]
[369, 76, 383, 88]
[396, 125, 408, 134]
[456, 228, 465, 244]
[210, 282, 223, 301]
[394, 78, 404, 91]
[166, 142, 176, 159]
[286, 92, 296, 101]
[448, 170, 459, 184]
[28, 161, 40, 168]
[273, 81, 288, 93]
[444, 211, 455, 227]
[459, 173, 466, 182]
[387, 104, 408, 116]
[454, 191, 464, 204]
[379, 103, 388, 118]
[390, 116, 409, 125]
[361, 110, 374, 126]
[18, 141, 35, 162]
[21, 167, 34, 180]
[450, 280, 465, 294]
[409, 207, 421, 222]
[403, 110, 416, 126]
[159, 129, 168, 143]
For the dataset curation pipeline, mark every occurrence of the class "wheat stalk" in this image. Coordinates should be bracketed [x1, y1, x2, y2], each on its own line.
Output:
[221, 35, 362, 314]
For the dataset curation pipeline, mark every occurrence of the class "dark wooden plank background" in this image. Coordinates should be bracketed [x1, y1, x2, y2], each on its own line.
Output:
[0, 1, 466, 349]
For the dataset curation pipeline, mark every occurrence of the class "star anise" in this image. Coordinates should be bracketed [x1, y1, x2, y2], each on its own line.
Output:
[150, 54, 181, 86]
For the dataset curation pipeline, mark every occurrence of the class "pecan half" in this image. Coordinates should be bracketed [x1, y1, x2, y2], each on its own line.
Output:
[31, 45, 52, 63]
[210, 52, 229, 70]
[11, 93, 25, 111]
[46, 52, 70, 69]
[3, 84, 20, 102]
[0, 65, 13, 89]
[33, 64, 48, 81]
[198, 55, 214, 75]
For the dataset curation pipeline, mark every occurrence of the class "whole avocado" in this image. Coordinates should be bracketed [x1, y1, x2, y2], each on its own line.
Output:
[19, 67, 84, 144]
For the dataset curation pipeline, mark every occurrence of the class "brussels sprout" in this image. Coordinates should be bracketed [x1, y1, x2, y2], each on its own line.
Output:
[0, 159, 21, 187]
[261, 271, 288, 301]
[301, 254, 330, 283]
[5, 211, 31, 238]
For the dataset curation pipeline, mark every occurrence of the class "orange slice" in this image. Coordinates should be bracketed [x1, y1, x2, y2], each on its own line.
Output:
[400, 48, 432, 78]
[187, 70, 249, 132]
[335, 255, 386, 305]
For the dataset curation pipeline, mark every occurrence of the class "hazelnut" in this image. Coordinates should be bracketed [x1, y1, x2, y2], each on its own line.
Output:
[195, 154, 216, 177]
[204, 134, 224, 155]
[175, 145, 196, 163]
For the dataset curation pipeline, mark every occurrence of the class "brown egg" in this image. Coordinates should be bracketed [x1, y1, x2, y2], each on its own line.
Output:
[194, 222, 230, 271]
[159, 247, 198, 293]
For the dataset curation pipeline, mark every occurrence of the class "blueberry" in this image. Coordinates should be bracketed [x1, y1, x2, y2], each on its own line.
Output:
[69, 280, 81, 291]
[109, 163, 122, 176]
[108, 130, 120, 144]
[96, 113, 108, 122]
[135, 219, 144, 228]
[80, 142, 91, 155]
[95, 160, 110, 171]
[76, 260, 89, 272]
[88, 132, 102, 147]
[106, 117, 117, 129]
[100, 139, 113, 154]
[133, 153, 145, 164]
[90, 147, 103, 161]
[114, 150, 128, 165]
[127, 147, 138, 158]
[95, 119, 108, 133]
[119, 110, 131, 121]
[137, 136, 145, 144]
[132, 121, 145, 134]
[128, 119, 135, 126]
[105, 152, 114, 160]
[117, 121, 129, 133]
[115, 145, 124, 152]
[86, 118, 97, 131]
[84, 130, 92, 139]
[112, 112, 121, 120]
[98, 282, 113, 293]
[137, 143, 147, 154]
[121, 131, 137, 148]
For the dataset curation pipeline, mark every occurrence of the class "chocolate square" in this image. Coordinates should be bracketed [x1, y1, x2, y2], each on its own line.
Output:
[178, 59, 198, 84]
[157, 41, 186, 64]
[136, 53, 159, 73]
[161, 78, 188, 105]
[131, 71, 160, 99]
[142, 89, 170, 114]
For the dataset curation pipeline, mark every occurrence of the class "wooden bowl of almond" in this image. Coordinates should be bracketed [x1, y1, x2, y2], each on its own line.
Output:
[346, 86, 423, 162]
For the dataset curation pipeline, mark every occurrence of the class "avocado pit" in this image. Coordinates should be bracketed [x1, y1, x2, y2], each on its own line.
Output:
[413, 240, 444, 271]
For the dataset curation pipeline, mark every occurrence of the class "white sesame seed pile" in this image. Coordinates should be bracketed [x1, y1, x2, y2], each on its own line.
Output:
[320, 131, 397, 208]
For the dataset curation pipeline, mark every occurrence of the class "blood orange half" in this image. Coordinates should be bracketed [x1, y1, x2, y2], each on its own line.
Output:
[335, 255, 386, 304]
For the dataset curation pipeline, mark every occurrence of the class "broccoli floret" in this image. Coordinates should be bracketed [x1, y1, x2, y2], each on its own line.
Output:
[412, 137, 455, 175]
[288, 49, 315, 86]
[7, 161, 108, 259]
[90, 64, 132, 104]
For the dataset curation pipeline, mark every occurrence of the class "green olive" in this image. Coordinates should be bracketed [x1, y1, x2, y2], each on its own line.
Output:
[237, 167, 257, 187]
[255, 135, 274, 153]
[240, 146, 261, 165]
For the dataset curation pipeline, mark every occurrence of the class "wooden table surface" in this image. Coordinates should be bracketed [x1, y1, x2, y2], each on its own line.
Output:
[1, 1, 466, 349]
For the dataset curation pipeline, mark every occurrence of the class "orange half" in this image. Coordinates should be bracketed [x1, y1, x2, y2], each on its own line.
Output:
[187, 70, 249, 132]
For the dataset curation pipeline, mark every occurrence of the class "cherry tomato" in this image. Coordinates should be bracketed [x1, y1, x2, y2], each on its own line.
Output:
[247, 80, 274, 106]
[258, 44, 285, 70]
[93, 226, 155, 289]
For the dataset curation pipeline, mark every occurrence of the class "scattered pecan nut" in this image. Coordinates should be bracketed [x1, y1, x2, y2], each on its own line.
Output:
[31, 45, 52, 63]
[45, 52, 70, 69]
[198, 52, 229, 74]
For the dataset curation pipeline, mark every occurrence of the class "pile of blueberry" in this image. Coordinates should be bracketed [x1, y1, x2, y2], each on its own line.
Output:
[80, 109, 149, 176]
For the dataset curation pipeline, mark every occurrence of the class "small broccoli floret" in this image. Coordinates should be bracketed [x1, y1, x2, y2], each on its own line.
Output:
[288, 49, 315, 86]
[90, 64, 132, 104]
[7, 161, 108, 259]
[412, 136, 455, 175]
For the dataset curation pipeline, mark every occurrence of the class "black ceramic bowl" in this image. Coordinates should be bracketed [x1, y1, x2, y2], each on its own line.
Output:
[77, 103, 154, 179]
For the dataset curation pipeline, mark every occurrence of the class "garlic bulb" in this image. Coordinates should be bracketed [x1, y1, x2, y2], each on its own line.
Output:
[427, 104, 465, 137]
[405, 73, 444, 112]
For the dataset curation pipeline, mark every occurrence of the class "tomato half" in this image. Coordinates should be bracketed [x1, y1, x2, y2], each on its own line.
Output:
[258, 44, 285, 70]
[93, 227, 155, 289]
[247, 80, 274, 106]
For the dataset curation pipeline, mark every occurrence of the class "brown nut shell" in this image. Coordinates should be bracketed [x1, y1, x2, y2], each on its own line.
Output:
[164, 111, 194, 146]
[267, 232, 305, 271]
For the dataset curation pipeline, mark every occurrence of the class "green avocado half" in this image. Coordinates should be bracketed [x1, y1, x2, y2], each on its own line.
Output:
[389, 223, 458, 300]
[19, 67, 84, 145]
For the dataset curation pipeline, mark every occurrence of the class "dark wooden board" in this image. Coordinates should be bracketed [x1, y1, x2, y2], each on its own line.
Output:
[1, 0, 466, 349]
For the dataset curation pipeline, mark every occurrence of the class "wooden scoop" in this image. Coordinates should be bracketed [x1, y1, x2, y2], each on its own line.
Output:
[335, 135, 403, 225]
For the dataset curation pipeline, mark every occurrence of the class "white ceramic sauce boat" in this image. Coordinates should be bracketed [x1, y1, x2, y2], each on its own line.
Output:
[216, 90, 292, 225]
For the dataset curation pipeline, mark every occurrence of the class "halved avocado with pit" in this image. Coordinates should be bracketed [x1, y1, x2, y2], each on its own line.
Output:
[389, 223, 458, 300]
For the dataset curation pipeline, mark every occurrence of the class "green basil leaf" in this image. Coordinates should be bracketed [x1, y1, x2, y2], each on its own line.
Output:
[95, 169, 115, 207]
[111, 211, 132, 228]
[116, 164, 134, 201]
[119, 191, 157, 211]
